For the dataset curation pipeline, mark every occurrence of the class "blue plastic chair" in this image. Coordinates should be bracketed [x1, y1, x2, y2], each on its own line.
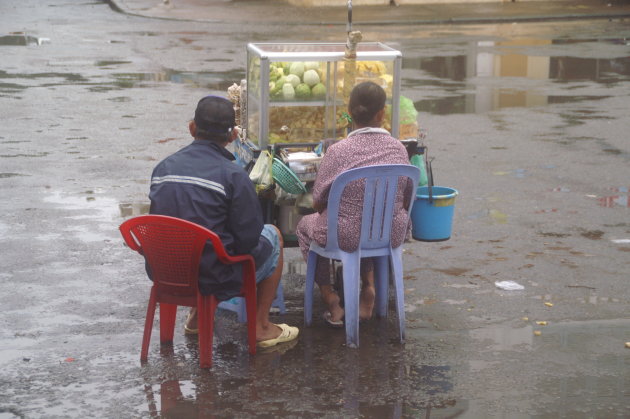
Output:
[304, 164, 420, 348]
[218, 281, 286, 322]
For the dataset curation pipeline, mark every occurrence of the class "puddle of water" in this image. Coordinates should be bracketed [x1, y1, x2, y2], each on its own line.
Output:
[0, 70, 88, 95]
[95, 60, 132, 67]
[0, 33, 49, 46]
[0, 152, 50, 158]
[0, 68, 243, 94]
[133, 317, 630, 417]
[43, 190, 119, 223]
[94, 69, 245, 92]
[0, 173, 27, 178]
[471, 324, 534, 351]
[404, 38, 630, 115]
[119, 202, 150, 217]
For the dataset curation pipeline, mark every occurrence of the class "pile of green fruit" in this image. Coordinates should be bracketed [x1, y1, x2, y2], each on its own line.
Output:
[269, 61, 327, 101]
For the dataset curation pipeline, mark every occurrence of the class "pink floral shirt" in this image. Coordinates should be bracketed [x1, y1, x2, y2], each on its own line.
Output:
[297, 128, 412, 270]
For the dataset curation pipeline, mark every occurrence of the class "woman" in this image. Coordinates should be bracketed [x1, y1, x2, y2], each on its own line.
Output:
[296, 81, 412, 327]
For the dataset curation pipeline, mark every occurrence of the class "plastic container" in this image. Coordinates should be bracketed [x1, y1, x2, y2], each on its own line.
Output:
[272, 158, 307, 195]
[278, 205, 303, 237]
[411, 186, 457, 241]
[287, 152, 321, 182]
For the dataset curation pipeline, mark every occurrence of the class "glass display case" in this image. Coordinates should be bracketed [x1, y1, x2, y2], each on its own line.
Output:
[245, 42, 402, 149]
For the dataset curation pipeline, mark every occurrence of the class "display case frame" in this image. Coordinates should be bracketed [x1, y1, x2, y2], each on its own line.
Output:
[246, 42, 402, 149]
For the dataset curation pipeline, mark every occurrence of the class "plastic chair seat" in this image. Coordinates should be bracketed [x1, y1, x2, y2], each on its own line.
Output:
[304, 164, 420, 348]
[119, 215, 257, 368]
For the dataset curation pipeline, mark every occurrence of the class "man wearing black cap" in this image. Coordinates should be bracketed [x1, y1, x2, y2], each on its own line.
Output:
[149, 95, 299, 348]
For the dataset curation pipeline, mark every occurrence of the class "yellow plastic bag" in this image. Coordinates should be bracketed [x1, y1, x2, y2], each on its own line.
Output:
[249, 150, 274, 192]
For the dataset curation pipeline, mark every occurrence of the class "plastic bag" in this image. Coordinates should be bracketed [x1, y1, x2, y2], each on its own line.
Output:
[410, 153, 428, 186]
[249, 150, 274, 192]
[399, 96, 418, 125]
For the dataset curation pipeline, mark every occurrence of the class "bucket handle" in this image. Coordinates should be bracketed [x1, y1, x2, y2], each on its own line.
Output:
[427, 156, 435, 204]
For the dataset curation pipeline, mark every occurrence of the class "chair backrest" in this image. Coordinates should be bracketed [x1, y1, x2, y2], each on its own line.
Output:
[324, 164, 420, 253]
[119, 215, 232, 298]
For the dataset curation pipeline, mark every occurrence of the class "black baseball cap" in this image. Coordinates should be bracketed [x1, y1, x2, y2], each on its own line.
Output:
[193, 95, 235, 134]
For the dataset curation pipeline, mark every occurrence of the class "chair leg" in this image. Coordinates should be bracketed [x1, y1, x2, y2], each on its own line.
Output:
[237, 298, 247, 323]
[341, 254, 361, 348]
[159, 303, 178, 343]
[391, 247, 406, 343]
[244, 276, 257, 355]
[141, 288, 158, 361]
[304, 251, 318, 327]
[198, 294, 218, 368]
[374, 256, 390, 318]
[273, 280, 287, 315]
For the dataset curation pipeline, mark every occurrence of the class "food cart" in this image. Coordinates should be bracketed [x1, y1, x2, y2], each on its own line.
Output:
[226, 39, 427, 247]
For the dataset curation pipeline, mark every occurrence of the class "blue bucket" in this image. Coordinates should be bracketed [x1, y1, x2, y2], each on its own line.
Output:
[411, 186, 458, 242]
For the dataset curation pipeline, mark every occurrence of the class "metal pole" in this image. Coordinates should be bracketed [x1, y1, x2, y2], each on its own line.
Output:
[347, 0, 352, 33]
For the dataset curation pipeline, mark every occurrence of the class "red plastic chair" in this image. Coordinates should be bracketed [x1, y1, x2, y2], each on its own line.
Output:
[119, 214, 257, 368]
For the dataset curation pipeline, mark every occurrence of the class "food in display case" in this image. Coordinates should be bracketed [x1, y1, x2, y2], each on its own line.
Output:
[246, 42, 403, 148]
[266, 106, 350, 143]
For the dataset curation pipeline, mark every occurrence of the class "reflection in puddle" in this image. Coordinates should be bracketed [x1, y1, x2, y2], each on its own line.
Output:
[529, 319, 630, 416]
[133, 311, 630, 418]
[0, 33, 49, 46]
[0, 152, 49, 158]
[0, 173, 27, 178]
[598, 195, 629, 208]
[0, 68, 243, 95]
[404, 37, 630, 115]
[471, 324, 534, 351]
[95, 60, 132, 67]
[140, 320, 461, 418]
[89, 69, 244, 92]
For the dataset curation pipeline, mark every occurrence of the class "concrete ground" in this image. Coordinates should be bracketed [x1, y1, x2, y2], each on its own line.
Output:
[1, 0, 629, 417]
[110, 0, 630, 25]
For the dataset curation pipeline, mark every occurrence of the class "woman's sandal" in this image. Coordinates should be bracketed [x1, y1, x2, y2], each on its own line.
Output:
[323, 311, 344, 329]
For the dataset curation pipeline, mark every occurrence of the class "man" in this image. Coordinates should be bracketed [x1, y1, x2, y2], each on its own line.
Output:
[149, 95, 299, 348]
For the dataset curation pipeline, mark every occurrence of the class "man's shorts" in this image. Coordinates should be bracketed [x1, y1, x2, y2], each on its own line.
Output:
[255, 224, 281, 283]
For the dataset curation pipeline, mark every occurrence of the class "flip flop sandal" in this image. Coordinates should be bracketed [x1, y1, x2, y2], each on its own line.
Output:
[183, 312, 198, 335]
[184, 325, 199, 335]
[257, 338, 299, 354]
[257, 323, 300, 348]
[323, 311, 344, 328]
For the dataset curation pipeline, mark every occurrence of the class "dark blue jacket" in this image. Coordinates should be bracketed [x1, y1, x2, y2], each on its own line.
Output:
[149, 140, 265, 300]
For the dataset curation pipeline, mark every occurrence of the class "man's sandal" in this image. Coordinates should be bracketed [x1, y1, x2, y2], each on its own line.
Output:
[257, 323, 299, 348]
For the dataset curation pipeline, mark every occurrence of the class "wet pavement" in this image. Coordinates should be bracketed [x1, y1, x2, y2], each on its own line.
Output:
[110, 0, 630, 25]
[1, 0, 630, 418]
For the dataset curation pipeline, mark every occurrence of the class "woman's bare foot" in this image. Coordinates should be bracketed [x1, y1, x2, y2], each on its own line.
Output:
[359, 285, 375, 321]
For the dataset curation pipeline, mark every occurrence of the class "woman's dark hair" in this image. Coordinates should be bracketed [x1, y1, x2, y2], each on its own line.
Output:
[348, 81, 386, 126]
